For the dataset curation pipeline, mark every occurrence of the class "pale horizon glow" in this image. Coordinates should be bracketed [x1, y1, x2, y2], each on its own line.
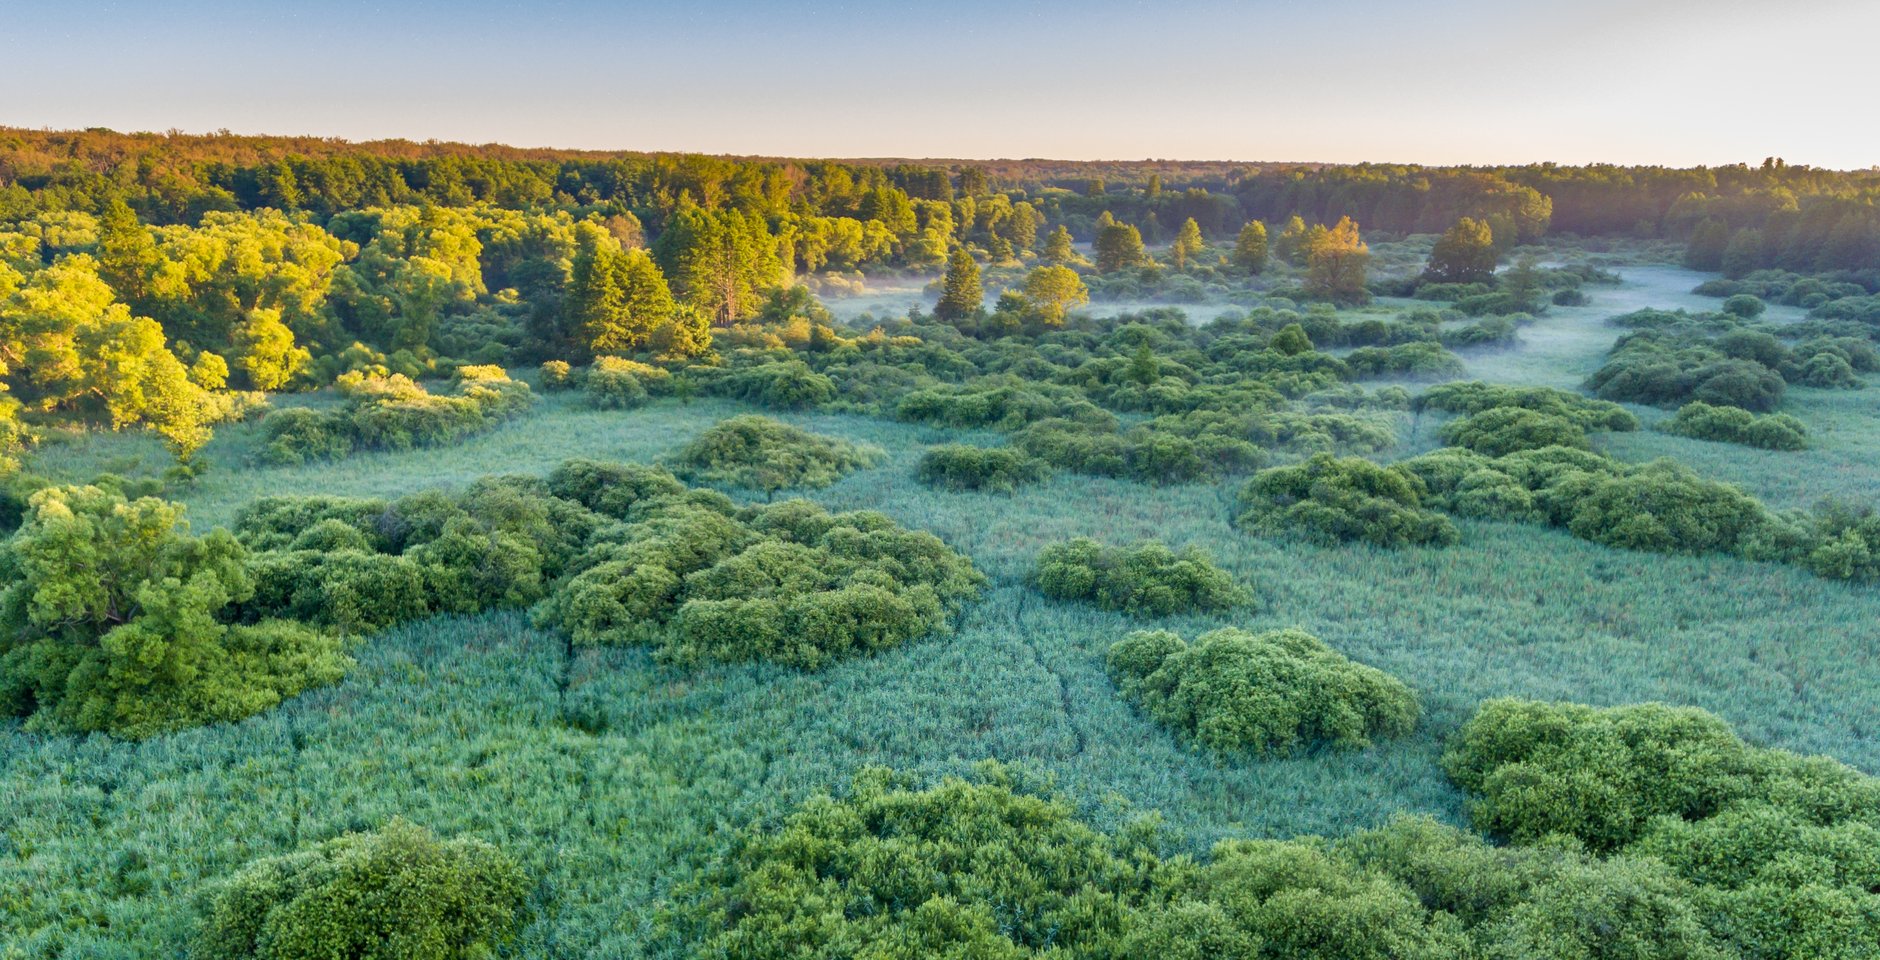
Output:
[6, 0, 1878, 169]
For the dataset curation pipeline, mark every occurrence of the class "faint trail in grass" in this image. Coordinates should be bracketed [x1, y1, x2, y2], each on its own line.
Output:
[1012, 587, 1086, 758]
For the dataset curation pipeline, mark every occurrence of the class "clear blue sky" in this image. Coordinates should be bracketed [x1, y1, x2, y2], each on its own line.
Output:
[8, 0, 1877, 167]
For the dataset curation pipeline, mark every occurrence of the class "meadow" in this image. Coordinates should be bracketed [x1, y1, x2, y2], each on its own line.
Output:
[6, 258, 1880, 957]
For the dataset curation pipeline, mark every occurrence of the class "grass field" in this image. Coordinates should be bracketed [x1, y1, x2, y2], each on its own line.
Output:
[7, 259, 1879, 957]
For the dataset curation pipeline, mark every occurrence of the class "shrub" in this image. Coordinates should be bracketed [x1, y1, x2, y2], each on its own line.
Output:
[685, 766, 1175, 959]
[257, 407, 356, 465]
[537, 493, 982, 669]
[1016, 417, 1265, 485]
[1106, 627, 1418, 755]
[1033, 538, 1249, 616]
[1590, 342, 1787, 412]
[256, 369, 534, 465]
[704, 358, 837, 409]
[1721, 293, 1766, 318]
[915, 444, 1048, 492]
[234, 479, 600, 632]
[667, 415, 880, 494]
[1566, 461, 1771, 555]
[1439, 407, 1589, 456]
[198, 818, 526, 960]
[896, 378, 1111, 431]
[538, 359, 574, 390]
[1444, 698, 1880, 853]
[684, 762, 1856, 960]
[1416, 381, 1638, 431]
[1236, 453, 1459, 548]
[0, 486, 348, 737]
[583, 355, 672, 409]
[1342, 341, 1465, 380]
[1661, 401, 1808, 450]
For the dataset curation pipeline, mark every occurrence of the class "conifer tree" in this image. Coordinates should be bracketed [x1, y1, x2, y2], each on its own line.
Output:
[1234, 220, 1269, 273]
[934, 247, 983, 323]
[1170, 217, 1204, 271]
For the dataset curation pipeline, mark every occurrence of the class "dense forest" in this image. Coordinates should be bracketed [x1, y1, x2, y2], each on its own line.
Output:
[5, 126, 1880, 959]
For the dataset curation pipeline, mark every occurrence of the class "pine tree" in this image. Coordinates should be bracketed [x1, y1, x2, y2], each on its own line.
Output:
[1043, 225, 1076, 266]
[1170, 218, 1204, 271]
[934, 248, 983, 323]
[1234, 220, 1269, 274]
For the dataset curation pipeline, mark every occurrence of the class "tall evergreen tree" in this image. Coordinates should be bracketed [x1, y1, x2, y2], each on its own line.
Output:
[934, 248, 983, 323]
[656, 199, 780, 325]
[1169, 217, 1204, 271]
[1042, 225, 1076, 266]
[1232, 220, 1268, 274]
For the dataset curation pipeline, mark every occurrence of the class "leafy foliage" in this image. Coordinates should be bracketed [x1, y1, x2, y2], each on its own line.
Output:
[1661, 400, 1808, 450]
[198, 818, 526, 960]
[1236, 453, 1459, 548]
[1415, 380, 1638, 432]
[915, 443, 1047, 492]
[536, 474, 982, 668]
[258, 366, 533, 465]
[1107, 627, 1418, 755]
[1034, 538, 1249, 616]
[1444, 698, 1880, 959]
[666, 414, 880, 493]
[0, 485, 347, 737]
[1439, 407, 1589, 456]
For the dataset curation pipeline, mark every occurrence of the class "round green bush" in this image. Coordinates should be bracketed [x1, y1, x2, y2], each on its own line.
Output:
[1034, 537, 1249, 616]
[1661, 401, 1807, 451]
[1106, 626, 1418, 755]
[538, 359, 574, 390]
[1236, 453, 1459, 548]
[198, 818, 526, 960]
[667, 415, 880, 494]
[915, 443, 1048, 492]
[1439, 407, 1589, 457]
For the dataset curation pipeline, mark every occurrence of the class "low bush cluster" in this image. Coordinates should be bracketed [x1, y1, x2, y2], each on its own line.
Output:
[1236, 453, 1459, 548]
[0, 485, 348, 738]
[1444, 698, 1880, 959]
[1398, 443, 1880, 581]
[1587, 310, 1870, 412]
[234, 473, 598, 633]
[1342, 341, 1465, 380]
[1106, 627, 1417, 755]
[582, 355, 676, 409]
[684, 762, 1751, 960]
[1415, 380, 1639, 431]
[1438, 406, 1589, 456]
[198, 818, 527, 960]
[1033, 538, 1249, 616]
[666, 414, 880, 494]
[698, 356, 838, 410]
[259, 366, 533, 465]
[536, 482, 983, 668]
[1661, 400, 1808, 450]
[1015, 416, 1268, 485]
[237, 458, 986, 672]
[915, 443, 1048, 492]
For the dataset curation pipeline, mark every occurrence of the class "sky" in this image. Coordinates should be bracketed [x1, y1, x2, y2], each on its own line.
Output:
[7, 0, 1878, 168]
